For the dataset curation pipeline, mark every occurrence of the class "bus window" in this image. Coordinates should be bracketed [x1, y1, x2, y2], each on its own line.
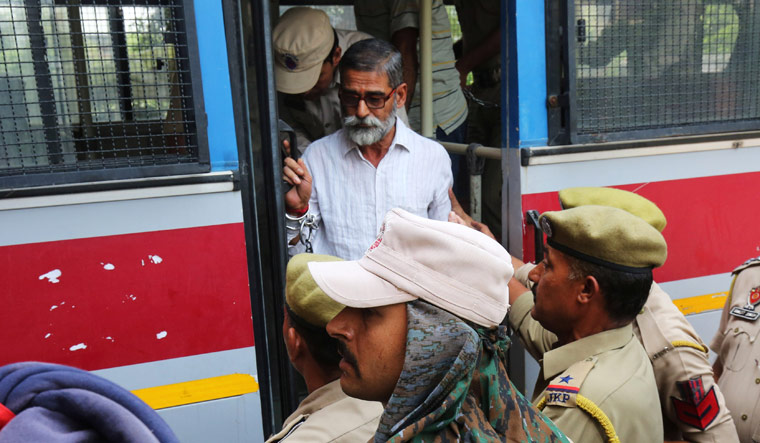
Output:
[552, 0, 759, 144]
[0, 1, 207, 187]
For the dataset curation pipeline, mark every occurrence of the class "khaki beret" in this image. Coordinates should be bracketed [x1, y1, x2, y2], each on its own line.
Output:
[286, 253, 345, 327]
[539, 205, 667, 272]
[558, 187, 667, 232]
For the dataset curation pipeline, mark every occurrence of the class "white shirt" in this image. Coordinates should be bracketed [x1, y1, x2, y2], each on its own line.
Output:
[287, 117, 452, 259]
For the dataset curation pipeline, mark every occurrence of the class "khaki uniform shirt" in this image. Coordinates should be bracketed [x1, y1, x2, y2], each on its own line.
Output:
[514, 263, 738, 442]
[509, 292, 663, 443]
[265, 379, 383, 443]
[354, 0, 468, 135]
[711, 258, 760, 442]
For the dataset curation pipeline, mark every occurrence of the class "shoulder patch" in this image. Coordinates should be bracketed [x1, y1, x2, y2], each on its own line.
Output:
[671, 377, 719, 430]
[732, 256, 760, 275]
[545, 357, 596, 408]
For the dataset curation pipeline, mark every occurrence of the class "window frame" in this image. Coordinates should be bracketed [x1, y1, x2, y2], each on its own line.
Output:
[0, 0, 209, 190]
[549, 0, 760, 145]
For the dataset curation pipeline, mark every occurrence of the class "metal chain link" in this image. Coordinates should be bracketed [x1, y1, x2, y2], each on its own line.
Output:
[464, 88, 500, 108]
[298, 214, 319, 253]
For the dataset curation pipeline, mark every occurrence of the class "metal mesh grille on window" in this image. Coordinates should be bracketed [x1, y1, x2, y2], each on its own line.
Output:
[573, 1, 759, 139]
[0, 0, 198, 176]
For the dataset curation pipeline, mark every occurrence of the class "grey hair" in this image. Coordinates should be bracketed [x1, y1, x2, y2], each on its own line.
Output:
[339, 38, 404, 88]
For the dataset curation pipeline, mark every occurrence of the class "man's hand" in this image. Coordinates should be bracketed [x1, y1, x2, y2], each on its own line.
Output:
[282, 139, 292, 158]
[448, 189, 496, 240]
[283, 157, 311, 212]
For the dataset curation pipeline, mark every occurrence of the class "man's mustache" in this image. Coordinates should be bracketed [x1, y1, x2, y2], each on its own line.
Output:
[343, 114, 383, 128]
[336, 340, 360, 376]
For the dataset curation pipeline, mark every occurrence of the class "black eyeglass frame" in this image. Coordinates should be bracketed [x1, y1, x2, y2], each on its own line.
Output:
[338, 87, 397, 109]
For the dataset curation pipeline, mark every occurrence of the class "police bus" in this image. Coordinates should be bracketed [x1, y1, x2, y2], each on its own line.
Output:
[0, 0, 757, 441]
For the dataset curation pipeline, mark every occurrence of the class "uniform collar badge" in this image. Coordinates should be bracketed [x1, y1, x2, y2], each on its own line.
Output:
[729, 286, 760, 321]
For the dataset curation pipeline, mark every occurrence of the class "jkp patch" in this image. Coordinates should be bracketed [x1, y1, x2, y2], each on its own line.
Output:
[671, 378, 719, 430]
[544, 358, 595, 408]
[545, 383, 580, 407]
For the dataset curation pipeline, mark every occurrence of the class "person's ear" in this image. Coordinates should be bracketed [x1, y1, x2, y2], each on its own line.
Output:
[577, 275, 600, 304]
[332, 46, 342, 67]
[284, 325, 303, 361]
[394, 83, 408, 110]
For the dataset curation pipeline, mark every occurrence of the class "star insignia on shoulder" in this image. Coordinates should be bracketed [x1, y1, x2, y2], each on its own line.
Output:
[559, 375, 573, 384]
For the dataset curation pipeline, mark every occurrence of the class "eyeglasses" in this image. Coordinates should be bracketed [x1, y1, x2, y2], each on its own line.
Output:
[339, 88, 396, 109]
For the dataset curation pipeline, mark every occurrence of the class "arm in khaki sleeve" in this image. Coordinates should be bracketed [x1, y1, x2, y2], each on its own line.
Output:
[508, 291, 558, 360]
[710, 277, 735, 379]
[656, 346, 739, 443]
[513, 262, 536, 287]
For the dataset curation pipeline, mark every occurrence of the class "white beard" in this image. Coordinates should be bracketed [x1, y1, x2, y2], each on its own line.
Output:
[343, 100, 397, 146]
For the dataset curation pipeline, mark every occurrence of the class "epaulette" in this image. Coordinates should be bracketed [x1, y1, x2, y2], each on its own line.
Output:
[542, 357, 596, 408]
[537, 357, 621, 443]
[732, 256, 760, 275]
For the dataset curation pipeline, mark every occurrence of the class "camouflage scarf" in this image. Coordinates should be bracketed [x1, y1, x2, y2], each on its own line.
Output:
[375, 300, 569, 443]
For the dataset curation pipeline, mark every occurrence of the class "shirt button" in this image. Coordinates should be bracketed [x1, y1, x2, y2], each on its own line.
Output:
[756, 378, 760, 384]
[742, 414, 748, 421]
[735, 327, 740, 333]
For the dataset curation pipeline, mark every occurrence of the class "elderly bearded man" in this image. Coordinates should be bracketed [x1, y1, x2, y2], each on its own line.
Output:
[283, 39, 452, 260]
[303, 208, 569, 441]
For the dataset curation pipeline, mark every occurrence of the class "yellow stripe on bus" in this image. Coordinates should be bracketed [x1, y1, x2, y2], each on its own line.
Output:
[132, 374, 259, 410]
[673, 291, 728, 316]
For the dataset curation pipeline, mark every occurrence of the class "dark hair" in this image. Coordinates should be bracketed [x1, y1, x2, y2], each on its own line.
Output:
[566, 256, 653, 323]
[323, 28, 339, 63]
[339, 38, 404, 88]
[285, 305, 341, 368]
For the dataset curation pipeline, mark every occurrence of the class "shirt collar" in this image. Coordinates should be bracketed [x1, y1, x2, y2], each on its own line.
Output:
[341, 115, 411, 157]
[284, 379, 344, 422]
[542, 323, 634, 380]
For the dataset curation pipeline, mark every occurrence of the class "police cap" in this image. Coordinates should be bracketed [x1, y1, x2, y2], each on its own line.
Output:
[286, 253, 345, 327]
[558, 187, 667, 233]
[539, 205, 667, 273]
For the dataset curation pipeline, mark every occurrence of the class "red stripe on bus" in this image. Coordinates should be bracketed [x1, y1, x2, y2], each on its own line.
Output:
[521, 171, 759, 283]
[1, 223, 254, 371]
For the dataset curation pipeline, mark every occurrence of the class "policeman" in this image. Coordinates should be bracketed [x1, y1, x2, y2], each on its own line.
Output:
[548, 187, 738, 442]
[507, 205, 666, 442]
[712, 255, 760, 442]
[266, 254, 382, 442]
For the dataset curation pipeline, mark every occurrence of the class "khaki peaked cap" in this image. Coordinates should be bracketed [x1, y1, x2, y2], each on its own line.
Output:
[558, 186, 667, 232]
[273, 7, 335, 94]
[539, 205, 667, 272]
[285, 253, 345, 327]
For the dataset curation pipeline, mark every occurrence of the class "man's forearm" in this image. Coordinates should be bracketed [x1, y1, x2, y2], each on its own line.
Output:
[392, 27, 419, 110]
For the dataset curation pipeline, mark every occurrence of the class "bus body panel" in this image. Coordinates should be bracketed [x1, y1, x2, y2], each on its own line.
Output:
[515, 144, 760, 397]
[0, 186, 264, 442]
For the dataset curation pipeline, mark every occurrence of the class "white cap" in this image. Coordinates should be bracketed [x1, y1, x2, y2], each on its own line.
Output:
[308, 208, 513, 328]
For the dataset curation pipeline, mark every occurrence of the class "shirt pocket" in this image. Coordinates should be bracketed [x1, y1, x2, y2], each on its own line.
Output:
[719, 322, 759, 372]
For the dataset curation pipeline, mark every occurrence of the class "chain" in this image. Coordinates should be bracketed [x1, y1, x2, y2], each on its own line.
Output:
[464, 88, 500, 108]
[285, 211, 320, 253]
[298, 214, 319, 253]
